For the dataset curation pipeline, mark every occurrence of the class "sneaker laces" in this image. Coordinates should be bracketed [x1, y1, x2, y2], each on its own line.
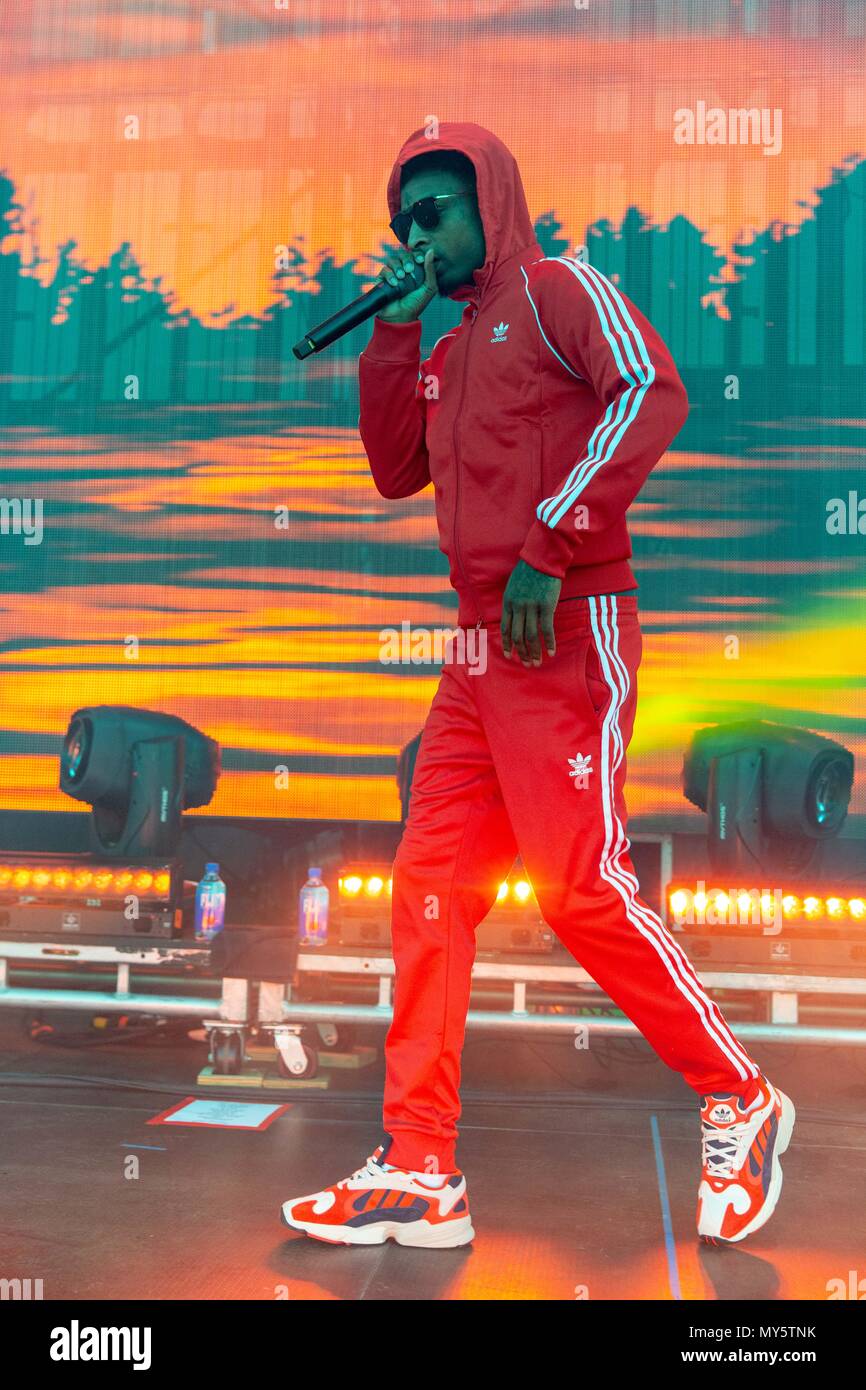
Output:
[337, 1154, 393, 1188]
[701, 1115, 752, 1180]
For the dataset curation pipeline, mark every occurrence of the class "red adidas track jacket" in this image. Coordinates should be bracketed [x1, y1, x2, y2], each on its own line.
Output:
[358, 122, 690, 627]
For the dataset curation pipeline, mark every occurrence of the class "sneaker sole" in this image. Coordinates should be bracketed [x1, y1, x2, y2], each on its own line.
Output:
[700, 1088, 796, 1245]
[281, 1204, 475, 1248]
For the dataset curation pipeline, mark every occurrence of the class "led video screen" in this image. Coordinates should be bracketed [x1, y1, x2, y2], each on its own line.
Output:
[1, 1, 863, 823]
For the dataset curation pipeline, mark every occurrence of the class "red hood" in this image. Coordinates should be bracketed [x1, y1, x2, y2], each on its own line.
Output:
[386, 121, 537, 303]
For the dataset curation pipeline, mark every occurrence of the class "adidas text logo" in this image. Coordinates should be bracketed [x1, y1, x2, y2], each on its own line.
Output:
[568, 752, 593, 788]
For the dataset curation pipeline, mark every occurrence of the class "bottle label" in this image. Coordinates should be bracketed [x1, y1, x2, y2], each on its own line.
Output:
[301, 891, 327, 942]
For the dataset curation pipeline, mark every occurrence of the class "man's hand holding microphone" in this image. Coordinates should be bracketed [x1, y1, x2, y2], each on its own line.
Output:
[375, 247, 438, 323]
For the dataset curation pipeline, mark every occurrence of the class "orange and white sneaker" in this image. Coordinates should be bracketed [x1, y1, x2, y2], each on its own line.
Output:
[697, 1074, 795, 1244]
[280, 1142, 474, 1248]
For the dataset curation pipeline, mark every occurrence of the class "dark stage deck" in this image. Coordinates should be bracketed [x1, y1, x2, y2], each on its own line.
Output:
[2, 1012, 863, 1302]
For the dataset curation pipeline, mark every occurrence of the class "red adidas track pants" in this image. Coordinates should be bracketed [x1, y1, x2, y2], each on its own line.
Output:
[383, 593, 760, 1173]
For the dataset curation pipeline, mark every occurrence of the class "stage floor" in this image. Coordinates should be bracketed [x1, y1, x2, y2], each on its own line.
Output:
[1, 1012, 863, 1301]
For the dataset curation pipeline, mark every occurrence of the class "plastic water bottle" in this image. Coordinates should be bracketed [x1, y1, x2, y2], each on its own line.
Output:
[194, 863, 226, 943]
[299, 867, 328, 947]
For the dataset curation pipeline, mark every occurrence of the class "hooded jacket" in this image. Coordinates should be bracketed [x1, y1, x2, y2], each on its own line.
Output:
[358, 122, 690, 627]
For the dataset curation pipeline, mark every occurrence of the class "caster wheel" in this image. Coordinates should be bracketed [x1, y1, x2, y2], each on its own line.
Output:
[317, 1023, 356, 1051]
[212, 1030, 243, 1076]
[277, 1043, 318, 1080]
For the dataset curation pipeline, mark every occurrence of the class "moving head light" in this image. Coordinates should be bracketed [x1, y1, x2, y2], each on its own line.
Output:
[60, 706, 221, 858]
[683, 720, 854, 876]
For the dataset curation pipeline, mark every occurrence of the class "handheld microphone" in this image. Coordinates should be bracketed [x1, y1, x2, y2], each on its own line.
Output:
[292, 258, 427, 360]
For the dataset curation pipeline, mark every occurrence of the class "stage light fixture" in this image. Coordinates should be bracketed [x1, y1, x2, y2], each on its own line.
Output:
[396, 733, 423, 822]
[0, 861, 172, 897]
[334, 860, 551, 953]
[338, 872, 392, 899]
[682, 720, 854, 875]
[60, 706, 220, 858]
[0, 853, 183, 940]
[667, 884, 866, 934]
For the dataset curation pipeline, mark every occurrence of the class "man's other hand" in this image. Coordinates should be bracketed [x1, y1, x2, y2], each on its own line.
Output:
[501, 560, 561, 666]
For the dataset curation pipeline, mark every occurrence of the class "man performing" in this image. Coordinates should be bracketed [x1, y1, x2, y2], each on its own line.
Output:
[281, 121, 795, 1250]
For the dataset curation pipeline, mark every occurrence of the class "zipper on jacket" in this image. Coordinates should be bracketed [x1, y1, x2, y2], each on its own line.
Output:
[451, 301, 485, 627]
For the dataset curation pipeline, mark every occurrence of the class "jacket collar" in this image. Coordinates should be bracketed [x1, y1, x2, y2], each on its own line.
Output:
[455, 241, 545, 309]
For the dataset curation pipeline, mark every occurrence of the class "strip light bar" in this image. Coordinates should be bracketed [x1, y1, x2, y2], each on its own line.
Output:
[338, 873, 392, 898]
[338, 867, 536, 906]
[668, 885, 866, 927]
[0, 861, 173, 899]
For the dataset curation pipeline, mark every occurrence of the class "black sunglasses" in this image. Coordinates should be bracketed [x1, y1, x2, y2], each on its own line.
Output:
[389, 192, 471, 246]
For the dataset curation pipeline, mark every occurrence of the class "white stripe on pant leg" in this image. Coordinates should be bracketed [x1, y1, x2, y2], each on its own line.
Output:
[594, 597, 758, 1079]
[588, 597, 758, 1082]
[595, 596, 641, 883]
[594, 598, 758, 1074]
[586, 596, 745, 1074]
[594, 597, 758, 1078]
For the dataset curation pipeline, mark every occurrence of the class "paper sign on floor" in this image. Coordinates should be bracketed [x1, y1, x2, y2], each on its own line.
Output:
[147, 1098, 292, 1130]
